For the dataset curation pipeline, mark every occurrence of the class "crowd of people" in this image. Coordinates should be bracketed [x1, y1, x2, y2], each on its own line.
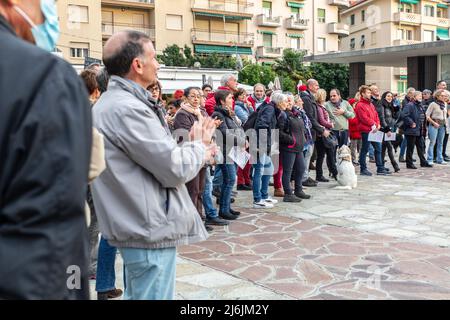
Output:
[2, 1, 450, 301]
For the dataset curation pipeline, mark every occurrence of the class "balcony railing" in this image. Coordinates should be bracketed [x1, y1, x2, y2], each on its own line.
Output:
[327, 0, 350, 7]
[192, 0, 254, 15]
[256, 14, 282, 27]
[393, 12, 421, 25]
[257, 46, 282, 57]
[327, 22, 349, 36]
[102, 22, 155, 39]
[101, 0, 155, 7]
[393, 39, 420, 46]
[285, 17, 309, 30]
[191, 28, 254, 46]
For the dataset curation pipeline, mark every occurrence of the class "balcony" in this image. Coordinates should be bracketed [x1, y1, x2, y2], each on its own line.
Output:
[102, 22, 155, 39]
[327, 22, 349, 36]
[256, 14, 282, 27]
[191, 28, 254, 47]
[393, 12, 421, 25]
[327, 0, 350, 7]
[437, 17, 450, 28]
[392, 39, 420, 46]
[256, 46, 282, 58]
[285, 17, 309, 30]
[192, 0, 253, 19]
[101, 0, 154, 9]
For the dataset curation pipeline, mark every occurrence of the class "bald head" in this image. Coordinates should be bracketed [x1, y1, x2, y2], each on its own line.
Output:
[307, 79, 319, 94]
[103, 31, 153, 78]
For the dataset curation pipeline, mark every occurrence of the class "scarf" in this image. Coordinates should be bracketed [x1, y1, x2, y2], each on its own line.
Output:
[437, 100, 446, 111]
[332, 100, 342, 108]
[181, 102, 203, 120]
[298, 108, 313, 146]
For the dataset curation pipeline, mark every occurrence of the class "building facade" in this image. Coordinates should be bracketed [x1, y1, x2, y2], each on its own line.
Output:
[340, 0, 450, 94]
[56, 0, 349, 67]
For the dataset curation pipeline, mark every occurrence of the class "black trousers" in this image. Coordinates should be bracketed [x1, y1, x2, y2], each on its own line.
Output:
[315, 137, 338, 178]
[281, 150, 305, 195]
[406, 135, 427, 167]
[382, 141, 399, 170]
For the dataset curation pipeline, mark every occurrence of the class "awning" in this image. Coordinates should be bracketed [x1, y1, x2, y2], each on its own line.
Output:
[194, 12, 252, 20]
[437, 27, 450, 40]
[400, 75, 408, 80]
[286, 33, 303, 38]
[194, 44, 252, 55]
[438, 3, 449, 9]
[258, 30, 276, 35]
[287, 2, 305, 8]
[400, 0, 419, 4]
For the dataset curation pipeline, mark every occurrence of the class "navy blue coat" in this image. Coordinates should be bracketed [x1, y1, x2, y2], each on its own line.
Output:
[402, 101, 425, 136]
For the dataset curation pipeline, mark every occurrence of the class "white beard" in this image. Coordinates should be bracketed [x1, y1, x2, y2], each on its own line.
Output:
[335, 157, 358, 190]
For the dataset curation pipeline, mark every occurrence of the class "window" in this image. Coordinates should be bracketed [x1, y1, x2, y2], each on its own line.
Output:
[398, 3, 413, 13]
[166, 14, 182, 30]
[360, 35, 365, 48]
[317, 37, 326, 52]
[424, 5, 434, 17]
[397, 28, 412, 40]
[262, 1, 272, 17]
[69, 42, 89, 58]
[437, 8, 446, 18]
[290, 6, 301, 19]
[350, 14, 355, 25]
[350, 38, 355, 49]
[68, 5, 88, 23]
[397, 80, 407, 94]
[424, 30, 435, 42]
[371, 31, 377, 45]
[361, 10, 365, 22]
[290, 37, 301, 50]
[317, 9, 326, 23]
[263, 33, 273, 47]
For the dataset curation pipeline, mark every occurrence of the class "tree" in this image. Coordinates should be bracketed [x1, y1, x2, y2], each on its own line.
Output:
[273, 49, 312, 88]
[157, 44, 187, 67]
[309, 63, 350, 99]
[238, 63, 276, 87]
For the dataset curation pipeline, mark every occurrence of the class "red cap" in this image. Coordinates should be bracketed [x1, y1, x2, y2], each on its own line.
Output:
[173, 89, 184, 100]
[298, 85, 307, 92]
[349, 98, 356, 105]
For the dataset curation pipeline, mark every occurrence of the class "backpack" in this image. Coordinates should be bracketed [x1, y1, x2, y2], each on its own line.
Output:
[243, 108, 260, 131]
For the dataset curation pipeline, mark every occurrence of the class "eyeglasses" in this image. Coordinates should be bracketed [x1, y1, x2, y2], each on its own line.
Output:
[188, 95, 201, 99]
[149, 87, 160, 92]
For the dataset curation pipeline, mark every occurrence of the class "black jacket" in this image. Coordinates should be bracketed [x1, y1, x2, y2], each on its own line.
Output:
[255, 101, 281, 155]
[381, 99, 398, 132]
[402, 101, 425, 136]
[372, 97, 387, 131]
[212, 106, 246, 159]
[278, 109, 306, 153]
[300, 90, 324, 140]
[0, 16, 92, 299]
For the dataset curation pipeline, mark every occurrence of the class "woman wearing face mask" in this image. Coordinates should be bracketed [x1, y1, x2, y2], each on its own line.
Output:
[0, 0, 92, 299]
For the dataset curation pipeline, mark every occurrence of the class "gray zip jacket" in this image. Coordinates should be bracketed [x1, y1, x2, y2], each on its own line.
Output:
[91, 76, 208, 249]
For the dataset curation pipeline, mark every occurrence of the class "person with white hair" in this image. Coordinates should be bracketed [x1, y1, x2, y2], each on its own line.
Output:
[204, 73, 238, 116]
[251, 91, 286, 209]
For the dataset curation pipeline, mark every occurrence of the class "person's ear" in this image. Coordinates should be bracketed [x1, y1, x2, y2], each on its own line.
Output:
[132, 57, 144, 75]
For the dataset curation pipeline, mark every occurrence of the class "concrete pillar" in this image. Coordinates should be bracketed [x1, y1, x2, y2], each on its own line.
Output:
[407, 56, 437, 91]
[349, 62, 365, 98]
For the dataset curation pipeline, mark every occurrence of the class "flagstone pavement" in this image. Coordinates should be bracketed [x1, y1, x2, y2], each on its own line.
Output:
[91, 158, 450, 300]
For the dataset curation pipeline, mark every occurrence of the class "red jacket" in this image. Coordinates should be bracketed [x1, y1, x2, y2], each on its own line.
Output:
[355, 98, 380, 134]
[247, 95, 269, 110]
[348, 112, 361, 139]
[205, 86, 235, 116]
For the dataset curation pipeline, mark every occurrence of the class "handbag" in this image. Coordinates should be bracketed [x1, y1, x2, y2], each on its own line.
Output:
[323, 131, 338, 149]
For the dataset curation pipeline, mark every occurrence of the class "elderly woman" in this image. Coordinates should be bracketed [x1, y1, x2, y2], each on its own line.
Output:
[426, 89, 449, 165]
[278, 93, 310, 202]
[172, 87, 211, 229]
[315, 89, 338, 182]
[402, 91, 432, 169]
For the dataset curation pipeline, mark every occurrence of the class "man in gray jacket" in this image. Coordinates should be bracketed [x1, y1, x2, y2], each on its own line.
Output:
[91, 31, 216, 300]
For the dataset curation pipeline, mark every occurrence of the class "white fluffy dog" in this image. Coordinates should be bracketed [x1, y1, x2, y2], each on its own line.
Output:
[335, 145, 357, 190]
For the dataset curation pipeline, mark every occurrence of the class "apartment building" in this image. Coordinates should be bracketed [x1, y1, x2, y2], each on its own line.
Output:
[56, 0, 349, 66]
[340, 0, 450, 93]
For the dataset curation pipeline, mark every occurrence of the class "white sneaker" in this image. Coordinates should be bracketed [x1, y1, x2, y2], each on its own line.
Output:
[253, 200, 274, 209]
[264, 197, 278, 204]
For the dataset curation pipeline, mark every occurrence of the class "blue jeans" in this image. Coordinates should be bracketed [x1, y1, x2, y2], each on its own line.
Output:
[302, 144, 314, 181]
[369, 144, 374, 159]
[203, 168, 218, 219]
[212, 166, 222, 191]
[253, 155, 274, 202]
[400, 137, 407, 157]
[217, 164, 236, 213]
[360, 132, 384, 172]
[95, 237, 118, 293]
[120, 247, 177, 300]
[427, 125, 446, 163]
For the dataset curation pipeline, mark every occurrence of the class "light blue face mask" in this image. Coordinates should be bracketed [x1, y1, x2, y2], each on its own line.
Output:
[14, 0, 60, 52]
